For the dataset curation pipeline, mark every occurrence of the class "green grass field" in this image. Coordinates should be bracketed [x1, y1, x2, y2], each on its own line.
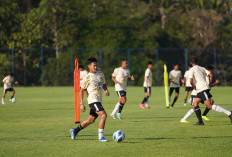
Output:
[0, 86, 232, 157]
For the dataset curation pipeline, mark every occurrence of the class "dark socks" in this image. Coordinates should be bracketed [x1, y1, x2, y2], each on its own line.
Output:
[171, 97, 178, 107]
[184, 99, 187, 103]
[202, 107, 210, 116]
[74, 125, 83, 135]
[11, 96, 14, 99]
[195, 106, 203, 123]
[142, 96, 149, 104]
[118, 103, 124, 113]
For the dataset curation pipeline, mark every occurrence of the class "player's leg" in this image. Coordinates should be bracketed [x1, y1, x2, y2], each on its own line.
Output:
[140, 87, 150, 108]
[202, 99, 213, 121]
[96, 110, 108, 141]
[117, 96, 126, 119]
[193, 98, 204, 125]
[71, 114, 97, 140]
[180, 96, 195, 123]
[2, 89, 7, 104]
[10, 89, 15, 101]
[184, 89, 189, 106]
[171, 88, 179, 107]
[169, 88, 174, 105]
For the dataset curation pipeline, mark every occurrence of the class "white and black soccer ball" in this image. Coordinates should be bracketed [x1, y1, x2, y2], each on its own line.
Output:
[11, 98, 16, 103]
[113, 130, 125, 142]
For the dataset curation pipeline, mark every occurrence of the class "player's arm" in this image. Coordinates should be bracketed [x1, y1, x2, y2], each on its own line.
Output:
[112, 76, 119, 84]
[145, 76, 149, 88]
[128, 75, 135, 81]
[112, 69, 119, 84]
[103, 84, 110, 96]
[210, 79, 220, 87]
[79, 88, 86, 112]
[190, 78, 196, 89]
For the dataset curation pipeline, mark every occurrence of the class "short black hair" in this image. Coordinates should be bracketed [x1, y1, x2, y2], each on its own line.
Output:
[10, 73, 14, 76]
[121, 58, 127, 62]
[173, 63, 179, 66]
[79, 65, 84, 69]
[206, 65, 213, 70]
[87, 57, 97, 65]
[147, 61, 153, 65]
[190, 58, 198, 64]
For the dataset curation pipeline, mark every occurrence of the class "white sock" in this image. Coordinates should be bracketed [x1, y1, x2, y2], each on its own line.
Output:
[182, 109, 194, 120]
[98, 129, 104, 139]
[145, 100, 149, 107]
[2, 98, 4, 102]
[169, 96, 171, 104]
[111, 102, 120, 115]
[212, 105, 231, 116]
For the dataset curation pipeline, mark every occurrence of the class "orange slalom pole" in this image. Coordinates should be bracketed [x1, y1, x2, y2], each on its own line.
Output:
[74, 59, 80, 123]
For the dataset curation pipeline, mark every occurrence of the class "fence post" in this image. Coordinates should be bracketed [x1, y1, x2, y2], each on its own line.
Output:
[11, 48, 14, 73]
[214, 48, 217, 80]
[99, 49, 103, 70]
[156, 48, 159, 86]
[127, 49, 131, 86]
[70, 48, 73, 86]
[185, 48, 188, 71]
[41, 48, 44, 86]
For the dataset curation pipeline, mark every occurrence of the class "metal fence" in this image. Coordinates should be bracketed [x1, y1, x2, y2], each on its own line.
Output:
[0, 48, 231, 86]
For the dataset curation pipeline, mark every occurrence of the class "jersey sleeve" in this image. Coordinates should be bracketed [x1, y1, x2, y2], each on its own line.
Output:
[184, 71, 187, 78]
[102, 73, 106, 84]
[169, 71, 172, 79]
[81, 76, 88, 89]
[2, 77, 7, 83]
[112, 68, 118, 77]
[145, 69, 150, 77]
[204, 69, 210, 76]
[188, 68, 194, 79]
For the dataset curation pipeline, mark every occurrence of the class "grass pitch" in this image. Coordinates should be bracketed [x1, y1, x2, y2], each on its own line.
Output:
[0, 86, 232, 157]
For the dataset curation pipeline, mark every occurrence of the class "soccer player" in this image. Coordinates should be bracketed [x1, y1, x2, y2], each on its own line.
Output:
[169, 63, 182, 108]
[2, 73, 18, 104]
[70, 57, 110, 142]
[140, 61, 153, 109]
[180, 65, 219, 123]
[188, 58, 231, 125]
[201, 65, 220, 121]
[183, 65, 193, 106]
[110, 58, 135, 119]
[79, 65, 88, 97]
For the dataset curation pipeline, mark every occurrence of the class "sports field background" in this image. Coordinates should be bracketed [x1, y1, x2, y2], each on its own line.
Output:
[0, 86, 232, 157]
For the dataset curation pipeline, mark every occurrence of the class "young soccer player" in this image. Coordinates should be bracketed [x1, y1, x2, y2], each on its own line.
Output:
[110, 58, 135, 119]
[79, 65, 88, 97]
[2, 73, 18, 104]
[189, 58, 231, 125]
[183, 65, 193, 106]
[70, 57, 110, 142]
[180, 65, 219, 123]
[169, 63, 182, 108]
[140, 61, 153, 109]
[201, 65, 220, 121]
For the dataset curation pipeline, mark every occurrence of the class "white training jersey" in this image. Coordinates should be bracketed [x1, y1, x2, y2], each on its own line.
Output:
[184, 70, 192, 87]
[81, 71, 106, 104]
[3, 76, 14, 89]
[80, 70, 88, 87]
[188, 65, 210, 93]
[143, 68, 152, 87]
[169, 70, 182, 88]
[191, 89, 197, 96]
[112, 67, 130, 92]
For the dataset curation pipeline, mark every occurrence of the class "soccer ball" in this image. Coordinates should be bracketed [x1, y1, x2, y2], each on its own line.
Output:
[113, 130, 125, 142]
[11, 98, 16, 103]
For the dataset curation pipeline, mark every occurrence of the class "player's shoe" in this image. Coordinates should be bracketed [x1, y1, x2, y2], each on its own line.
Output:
[110, 113, 116, 119]
[145, 106, 150, 109]
[202, 116, 210, 121]
[193, 122, 204, 126]
[180, 119, 190, 123]
[99, 137, 108, 142]
[184, 103, 186, 106]
[117, 113, 122, 119]
[140, 103, 145, 109]
[169, 105, 173, 109]
[1, 100, 4, 105]
[228, 111, 232, 124]
[70, 128, 76, 140]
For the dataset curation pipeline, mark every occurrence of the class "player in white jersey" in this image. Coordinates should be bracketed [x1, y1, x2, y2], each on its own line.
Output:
[79, 65, 88, 97]
[110, 58, 135, 119]
[2, 73, 18, 104]
[188, 58, 231, 125]
[139, 61, 153, 109]
[183, 65, 193, 106]
[70, 57, 110, 142]
[180, 65, 220, 123]
[169, 63, 182, 108]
